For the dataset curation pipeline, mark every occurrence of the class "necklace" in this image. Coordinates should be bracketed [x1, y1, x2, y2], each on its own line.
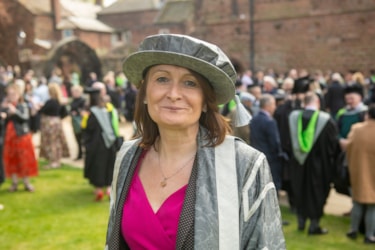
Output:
[159, 153, 196, 188]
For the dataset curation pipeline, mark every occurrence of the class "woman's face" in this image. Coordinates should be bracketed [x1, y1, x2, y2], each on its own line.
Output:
[144, 65, 205, 130]
[7, 88, 20, 103]
[71, 88, 82, 98]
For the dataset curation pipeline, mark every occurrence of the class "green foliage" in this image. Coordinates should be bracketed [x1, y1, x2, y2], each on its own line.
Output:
[0, 163, 372, 249]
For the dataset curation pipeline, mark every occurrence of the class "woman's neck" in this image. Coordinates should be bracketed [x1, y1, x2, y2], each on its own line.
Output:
[156, 126, 199, 159]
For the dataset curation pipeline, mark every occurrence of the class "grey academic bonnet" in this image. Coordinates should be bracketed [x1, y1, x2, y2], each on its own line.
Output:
[122, 34, 236, 105]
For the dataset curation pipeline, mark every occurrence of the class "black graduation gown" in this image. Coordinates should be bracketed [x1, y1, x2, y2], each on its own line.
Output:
[83, 113, 116, 187]
[274, 100, 304, 180]
[290, 110, 339, 219]
[274, 100, 295, 156]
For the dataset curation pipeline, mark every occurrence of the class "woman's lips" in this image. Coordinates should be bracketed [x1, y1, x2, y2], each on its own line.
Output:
[162, 106, 185, 111]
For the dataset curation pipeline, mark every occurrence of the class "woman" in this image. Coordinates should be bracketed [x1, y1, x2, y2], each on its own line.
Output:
[2, 84, 38, 192]
[105, 34, 285, 249]
[70, 85, 86, 160]
[82, 84, 117, 201]
[39, 83, 70, 168]
[344, 103, 375, 244]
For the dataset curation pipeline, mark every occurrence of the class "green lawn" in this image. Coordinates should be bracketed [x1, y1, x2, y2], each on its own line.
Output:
[0, 163, 109, 250]
[0, 163, 372, 249]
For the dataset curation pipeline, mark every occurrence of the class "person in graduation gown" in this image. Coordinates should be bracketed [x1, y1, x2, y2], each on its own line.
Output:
[69, 85, 86, 160]
[273, 76, 310, 212]
[336, 84, 368, 139]
[288, 91, 339, 235]
[105, 34, 285, 249]
[82, 85, 117, 201]
[334, 84, 368, 196]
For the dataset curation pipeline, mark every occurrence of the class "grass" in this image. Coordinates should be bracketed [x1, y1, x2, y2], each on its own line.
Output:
[0, 162, 372, 250]
[0, 162, 109, 250]
[281, 206, 372, 250]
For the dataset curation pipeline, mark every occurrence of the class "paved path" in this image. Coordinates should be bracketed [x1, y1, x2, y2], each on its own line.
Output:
[33, 116, 352, 216]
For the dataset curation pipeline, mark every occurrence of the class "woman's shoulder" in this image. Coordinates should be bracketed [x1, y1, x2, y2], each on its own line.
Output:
[232, 136, 262, 157]
[117, 138, 141, 158]
[44, 99, 58, 106]
[221, 136, 268, 183]
[220, 135, 265, 164]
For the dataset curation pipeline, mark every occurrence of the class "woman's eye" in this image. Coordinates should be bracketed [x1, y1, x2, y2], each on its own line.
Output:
[184, 80, 197, 87]
[156, 77, 169, 83]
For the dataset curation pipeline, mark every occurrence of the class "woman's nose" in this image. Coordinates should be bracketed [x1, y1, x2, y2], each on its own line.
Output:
[167, 82, 182, 101]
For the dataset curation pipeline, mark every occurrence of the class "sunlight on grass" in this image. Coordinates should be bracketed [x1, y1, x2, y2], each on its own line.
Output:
[0, 164, 109, 250]
[0, 163, 373, 249]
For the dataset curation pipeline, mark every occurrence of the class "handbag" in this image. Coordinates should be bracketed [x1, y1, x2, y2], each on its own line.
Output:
[71, 115, 82, 134]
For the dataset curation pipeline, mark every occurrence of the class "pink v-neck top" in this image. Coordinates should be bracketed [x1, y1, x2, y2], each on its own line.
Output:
[121, 152, 188, 249]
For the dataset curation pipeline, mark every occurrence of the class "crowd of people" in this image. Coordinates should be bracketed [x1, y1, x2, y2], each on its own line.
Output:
[1, 36, 375, 246]
[227, 66, 375, 243]
[0, 66, 136, 202]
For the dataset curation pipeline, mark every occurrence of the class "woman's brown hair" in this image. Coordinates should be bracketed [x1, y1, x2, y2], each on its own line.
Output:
[133, 67, 232, 149]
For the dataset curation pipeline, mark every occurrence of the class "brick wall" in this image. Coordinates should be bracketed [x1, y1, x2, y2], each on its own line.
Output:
[34, 15, 57, 41]
[194, 0, 375, 75]
[77, 31, 112, 56]
[0, 0, 35, 68]
[98, 10, 161, 46]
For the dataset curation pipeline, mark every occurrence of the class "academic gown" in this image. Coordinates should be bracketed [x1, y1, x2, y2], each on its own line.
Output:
[274, 100, 297, 157]
[289, 110, 338, 219]
[83, 113, 117, 187]
[274, 99, 303, 189]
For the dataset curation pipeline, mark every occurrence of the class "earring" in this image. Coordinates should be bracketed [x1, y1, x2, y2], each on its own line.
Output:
[202, 105, 207, 113]
[143, 100, 147, 104]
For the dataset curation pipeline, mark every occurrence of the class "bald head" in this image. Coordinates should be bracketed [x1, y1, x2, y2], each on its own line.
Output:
[92, 81, 107, 96]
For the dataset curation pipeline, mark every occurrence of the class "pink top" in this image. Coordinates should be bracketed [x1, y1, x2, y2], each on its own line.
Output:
[121, 152, 187, 249]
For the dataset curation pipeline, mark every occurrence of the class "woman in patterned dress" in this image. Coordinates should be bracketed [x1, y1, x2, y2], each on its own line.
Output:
[39, 83, 70, 168]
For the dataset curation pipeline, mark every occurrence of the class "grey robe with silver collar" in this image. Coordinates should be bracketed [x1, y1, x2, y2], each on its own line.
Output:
[105, 127, 285, 250]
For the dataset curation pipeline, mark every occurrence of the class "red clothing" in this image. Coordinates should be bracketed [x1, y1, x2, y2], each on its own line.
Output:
[3, 121, 38, 177]
[121, 152, 187, 249]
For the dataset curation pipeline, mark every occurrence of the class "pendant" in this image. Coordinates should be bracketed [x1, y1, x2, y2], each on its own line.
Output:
[160, 179, 167, 188]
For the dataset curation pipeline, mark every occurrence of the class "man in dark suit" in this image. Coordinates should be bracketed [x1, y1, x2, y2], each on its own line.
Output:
[324, 72, 345, 117]
[250, 94, 283, 192]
